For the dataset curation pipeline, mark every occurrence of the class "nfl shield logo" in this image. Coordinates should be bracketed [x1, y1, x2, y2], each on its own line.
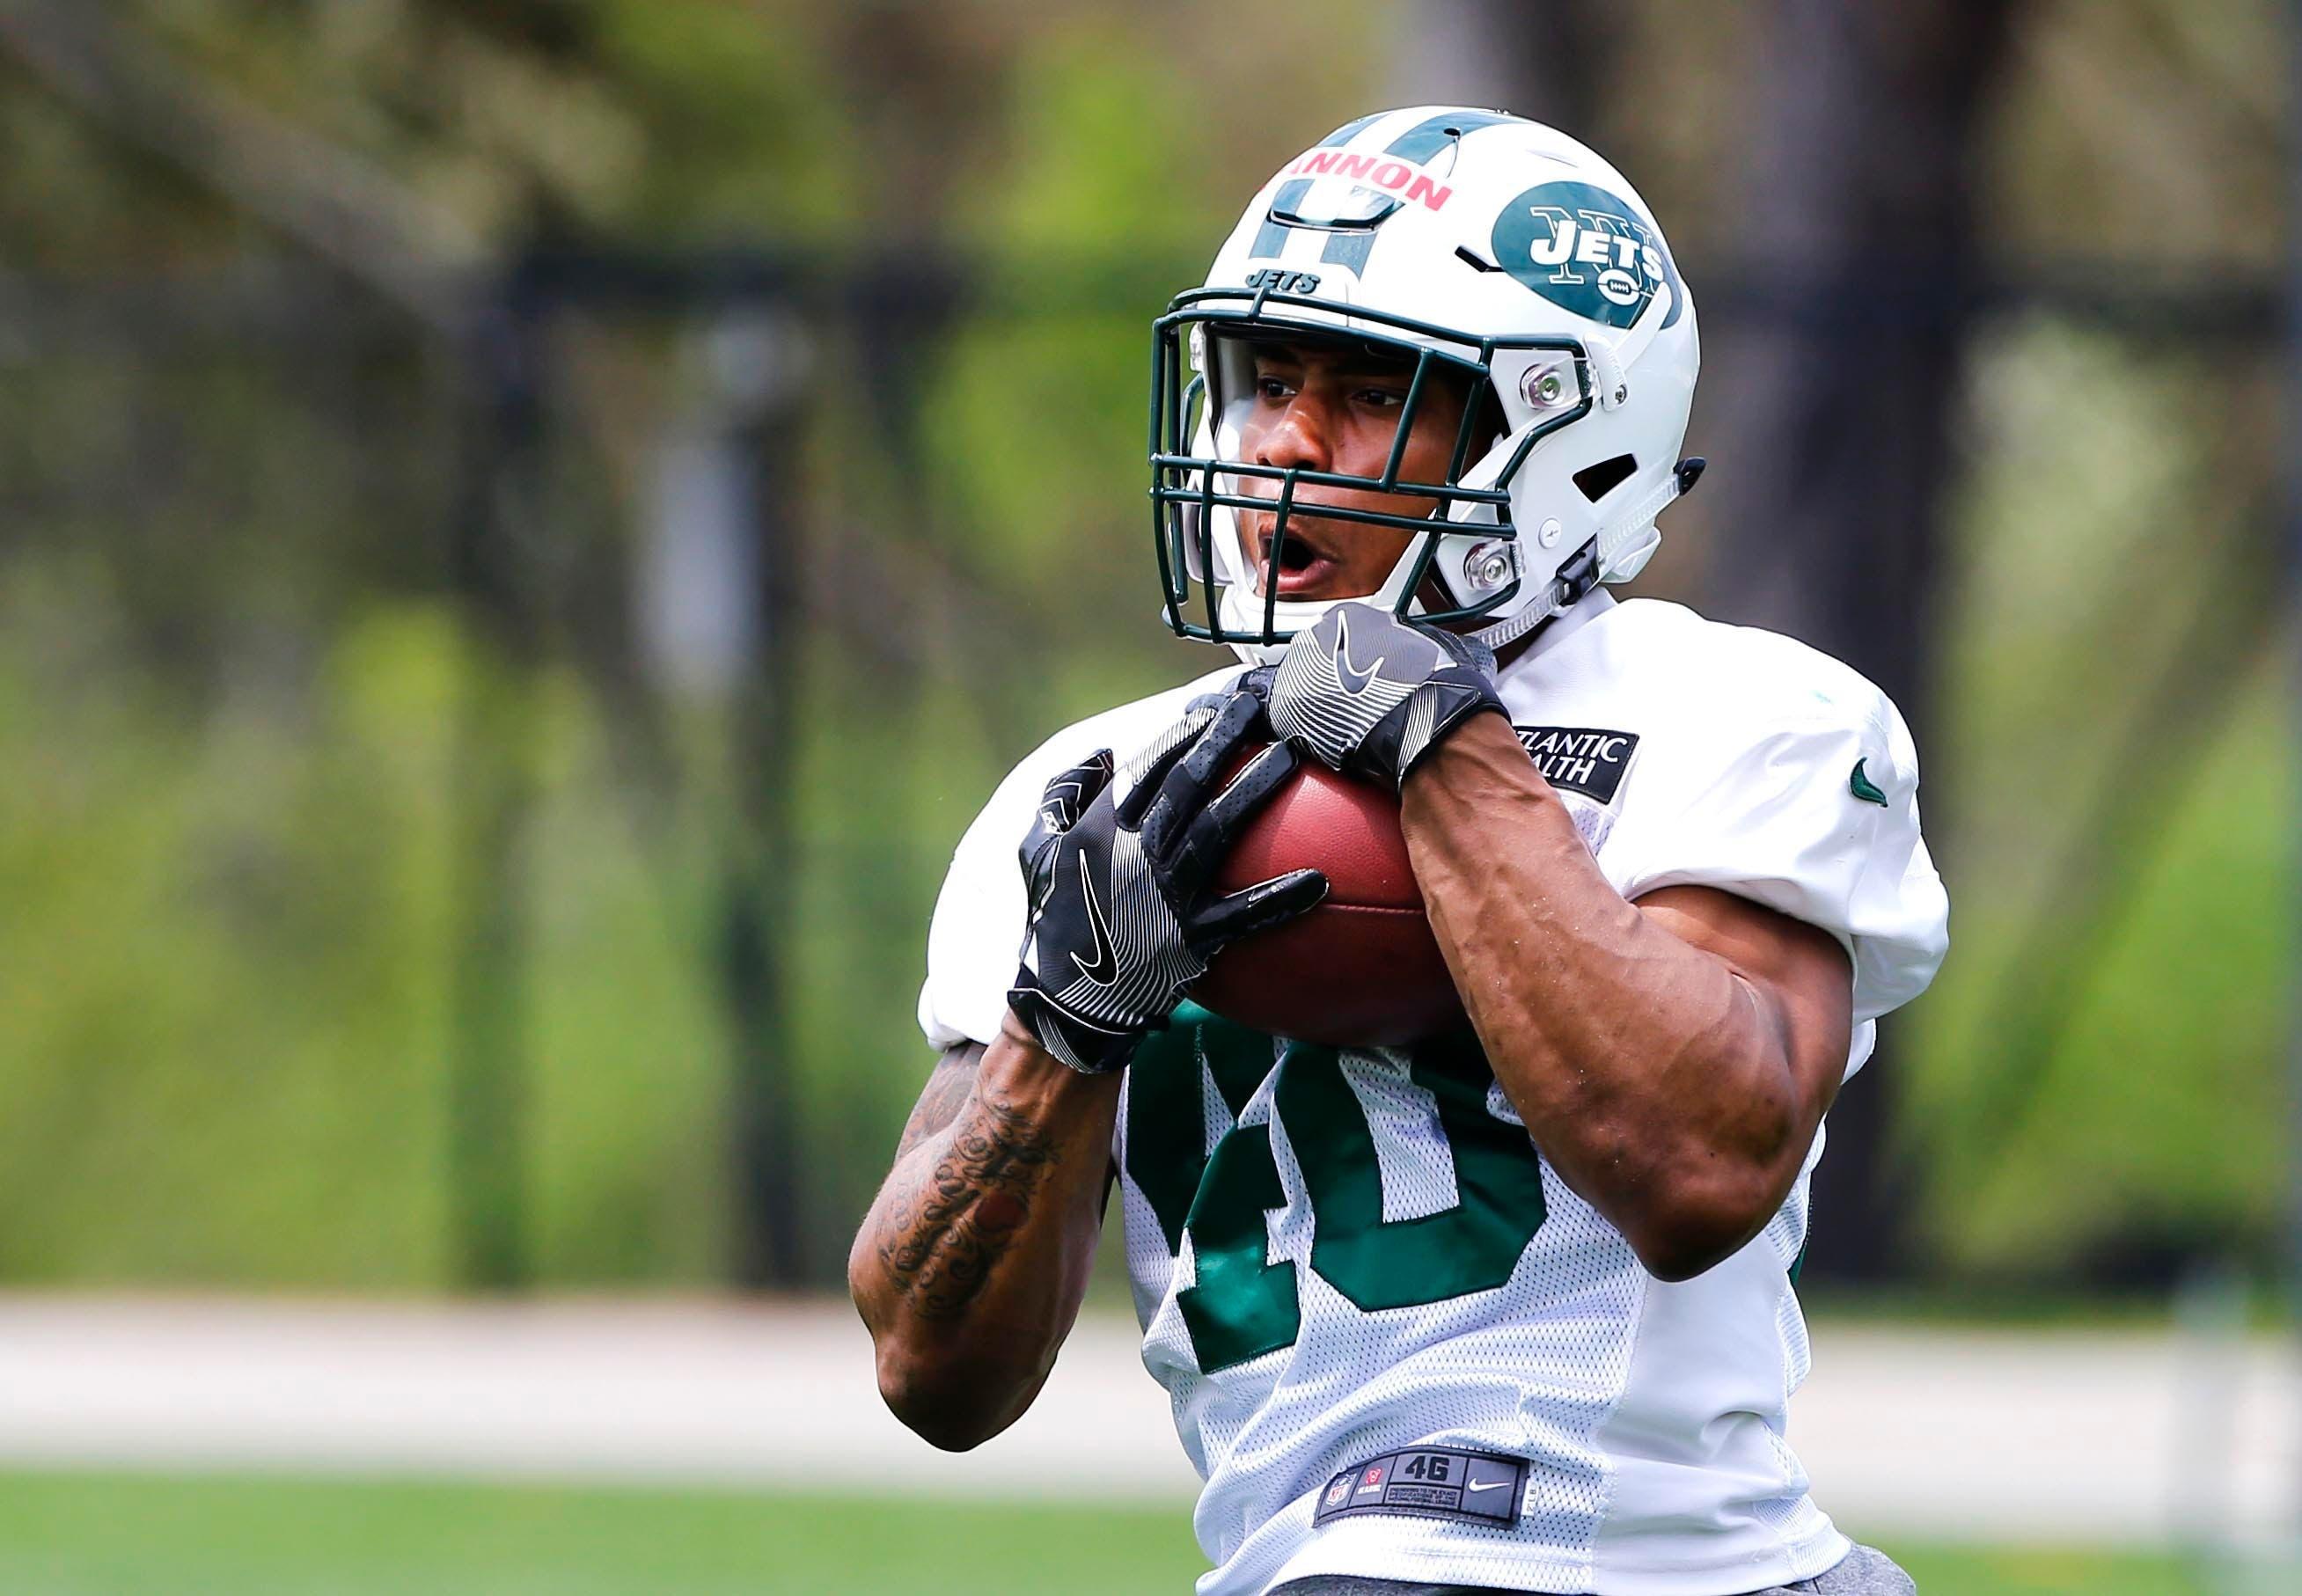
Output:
[1324, 1477, 1350, 1507]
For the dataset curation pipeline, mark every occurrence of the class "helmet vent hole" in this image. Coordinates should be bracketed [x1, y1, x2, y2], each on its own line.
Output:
[1573, 454, 1638, 501]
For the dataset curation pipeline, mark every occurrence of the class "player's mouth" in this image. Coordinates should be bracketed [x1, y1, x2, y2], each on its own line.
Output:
[1250, 516, 1345, 598]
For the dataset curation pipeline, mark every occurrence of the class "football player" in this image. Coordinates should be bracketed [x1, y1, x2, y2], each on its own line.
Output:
[851, 108, 1947, 1596]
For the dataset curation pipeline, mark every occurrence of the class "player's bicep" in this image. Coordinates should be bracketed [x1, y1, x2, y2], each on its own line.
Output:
[1632, 883, 1854, 1122]
[892, 1042, 986, 1160]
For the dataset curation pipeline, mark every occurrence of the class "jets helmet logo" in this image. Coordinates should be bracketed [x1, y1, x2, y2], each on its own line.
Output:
[1491, 179, 1684, 333]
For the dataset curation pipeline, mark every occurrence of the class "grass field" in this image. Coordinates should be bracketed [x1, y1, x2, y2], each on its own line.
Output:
[0, 1471, 2216, 1594]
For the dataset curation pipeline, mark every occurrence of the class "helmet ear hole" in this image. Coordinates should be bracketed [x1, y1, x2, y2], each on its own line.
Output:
[1572, 454, 1638, 501]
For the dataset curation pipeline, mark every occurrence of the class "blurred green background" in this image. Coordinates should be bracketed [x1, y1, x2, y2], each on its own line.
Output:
[0, 1474, 2236, 1596]
[1, 0, 2284, 1299]
[2, 3, 2293, 1591]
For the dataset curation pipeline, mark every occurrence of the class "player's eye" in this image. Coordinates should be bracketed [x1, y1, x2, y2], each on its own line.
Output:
[1254, 375, 1297, 402]
[1355, 386, 1407, 410]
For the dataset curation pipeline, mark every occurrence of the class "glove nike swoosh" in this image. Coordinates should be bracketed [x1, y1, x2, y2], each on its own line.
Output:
[1069, 850, 1119, 985]
[1332, 608, 1384, 695]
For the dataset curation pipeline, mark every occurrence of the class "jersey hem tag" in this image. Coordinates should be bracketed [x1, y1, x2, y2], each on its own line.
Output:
[1311, 1445, 1528, 1530]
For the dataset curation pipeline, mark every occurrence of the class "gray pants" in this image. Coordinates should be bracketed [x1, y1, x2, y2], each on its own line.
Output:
[1752, 1544, 1917, 1594]
[1266, 1543, 1917, 1596]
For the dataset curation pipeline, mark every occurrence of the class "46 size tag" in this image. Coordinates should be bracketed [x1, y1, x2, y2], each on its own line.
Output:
[1312, 1445, 1527, 1528]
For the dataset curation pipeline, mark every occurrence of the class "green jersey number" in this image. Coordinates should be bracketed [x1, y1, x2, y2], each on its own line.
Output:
[1124, 1005, 1548, 1374]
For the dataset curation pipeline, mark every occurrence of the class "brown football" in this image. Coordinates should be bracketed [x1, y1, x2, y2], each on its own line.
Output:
[1187, 748, 1468, 1046]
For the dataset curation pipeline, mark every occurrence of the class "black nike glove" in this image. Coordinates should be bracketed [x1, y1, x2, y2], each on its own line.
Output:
[1260, 603, 1506, 790]
[1007, 688, 1329, 1074]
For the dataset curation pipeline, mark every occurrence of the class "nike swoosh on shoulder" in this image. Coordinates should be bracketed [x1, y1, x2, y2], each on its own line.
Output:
[1849, 757, 1890, 807]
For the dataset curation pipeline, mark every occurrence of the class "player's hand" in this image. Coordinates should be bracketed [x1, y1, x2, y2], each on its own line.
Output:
[1008, 690, 1329, 1073]
[1257, 602, 1506, 789]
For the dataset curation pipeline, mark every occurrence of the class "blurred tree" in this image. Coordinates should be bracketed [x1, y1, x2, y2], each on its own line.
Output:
[0, 0, 2284, 1300]
[1385, 0, 1625, 131]
[1697, 0, 2024, 1280]
[1388, 0, 2024, 1281]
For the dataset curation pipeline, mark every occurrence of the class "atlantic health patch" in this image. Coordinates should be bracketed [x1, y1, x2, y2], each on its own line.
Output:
[1513, 726, 1639, 804]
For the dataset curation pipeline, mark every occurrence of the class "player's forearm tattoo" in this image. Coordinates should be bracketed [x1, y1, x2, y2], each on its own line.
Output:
[894, 1060, 979, 1160]
[876, 1087, 1059, 1320]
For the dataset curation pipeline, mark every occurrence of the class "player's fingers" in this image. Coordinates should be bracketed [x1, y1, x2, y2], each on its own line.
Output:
[1038, 750, 1115, 829]
[1185, 665, 1264, 716]
[1136, 693, 1265, 872]
[1125, 690, 1259, 834]
[1018, 750, 1114, 875]
[1159, 739, 1297, 902]
[1199, 737, 1299, 831]
[1228, 666, 1280, 739]
[1191, 868, 1327, 952]
[1113, 704, 1221, 827]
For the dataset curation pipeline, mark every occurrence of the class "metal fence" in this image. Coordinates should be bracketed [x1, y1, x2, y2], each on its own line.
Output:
[0, 242, 2284, 1293]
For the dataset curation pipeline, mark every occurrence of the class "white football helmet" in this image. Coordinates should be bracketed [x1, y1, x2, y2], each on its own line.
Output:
[1151, 107, 1702, 662]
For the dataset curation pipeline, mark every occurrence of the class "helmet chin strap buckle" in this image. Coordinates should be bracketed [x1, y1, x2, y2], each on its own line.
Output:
[1464, 538, 1600, 655]
[1551, 541, 1602, 608]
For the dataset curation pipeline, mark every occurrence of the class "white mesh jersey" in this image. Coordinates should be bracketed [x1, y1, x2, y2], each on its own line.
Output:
[918, 594, 1949, 1596]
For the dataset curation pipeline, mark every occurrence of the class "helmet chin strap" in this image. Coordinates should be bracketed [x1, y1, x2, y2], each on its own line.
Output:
[1464, 455, 1705, 653]
[1462, 560, 1582, 654]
